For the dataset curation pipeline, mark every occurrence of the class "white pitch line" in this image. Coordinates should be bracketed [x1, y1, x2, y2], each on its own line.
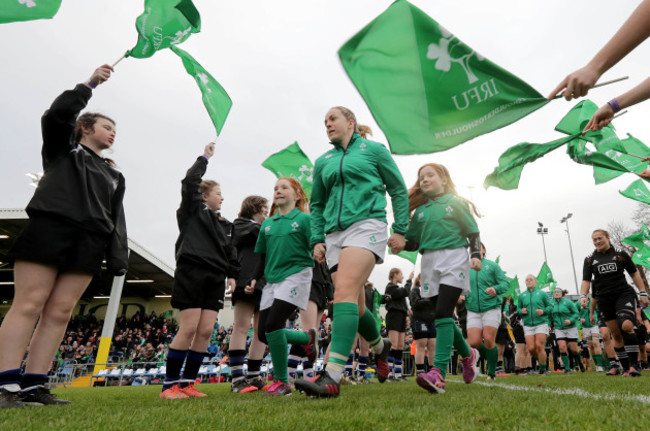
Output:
[448, 379, 650, 405]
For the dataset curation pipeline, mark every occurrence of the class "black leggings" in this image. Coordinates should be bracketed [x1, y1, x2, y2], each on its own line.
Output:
[431, 284, 464, 319]
[257, 299, 298, 344]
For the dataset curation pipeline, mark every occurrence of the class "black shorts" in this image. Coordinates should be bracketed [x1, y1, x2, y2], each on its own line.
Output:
[231, 285, 262, 310]
[496, 326, 511, 345]
[512, 325, 526, 344]
[309, 281, 330, 311]
[386, 310, 407, 332]
[171, 261, 226, 311]
[636, 325, 648, 345]
[412, 320, 436, 340]
[597, 290, 638, 322]
[10, 215, 110, 274]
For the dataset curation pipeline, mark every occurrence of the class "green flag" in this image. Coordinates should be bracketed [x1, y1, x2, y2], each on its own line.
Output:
[388, 228, 418, 264]
[261, 142, 314, 197]
[170, 46, 232, 135]
[504, 275, 520, 306]
[372, 289, 383, 331]
[483, 135, 573, 190]
[338, 0, 548, 155]
[536, 262, 555, 290]
[0, 0, 61, 24]
[632, 247, 650, 269]
[594, 134, 650, 184]
[620, 179, 650, 205]
[126, 0, 201, 59]
[622, 222, 650, 250]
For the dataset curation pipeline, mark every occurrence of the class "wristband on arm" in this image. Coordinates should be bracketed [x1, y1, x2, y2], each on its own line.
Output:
[607, 98, 621, 113]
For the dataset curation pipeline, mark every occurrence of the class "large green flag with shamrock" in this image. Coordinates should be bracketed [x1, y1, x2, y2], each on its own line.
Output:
[0, 0, 61, 24]
[338, 0, 547, 155]
[126, 0, 201, 59]
[620, 179, 650, 205]
[536, 262, 555, 290]
[261, 142, 314, 197]
[171, 46, 232, 135]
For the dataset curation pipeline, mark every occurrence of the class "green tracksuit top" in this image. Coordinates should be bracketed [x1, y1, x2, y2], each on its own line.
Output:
[579, 299, 596, 328]
[405, 193, 479, 252]
[550, 297, 580, 330]
[466, 258, 509, 313]
[309, 133, 409, 248]
[517, 287, 553, 327]
[254, 208, 314, 284]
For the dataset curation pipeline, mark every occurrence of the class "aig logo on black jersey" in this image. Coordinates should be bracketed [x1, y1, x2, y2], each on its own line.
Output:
[597, 263, 617, 274]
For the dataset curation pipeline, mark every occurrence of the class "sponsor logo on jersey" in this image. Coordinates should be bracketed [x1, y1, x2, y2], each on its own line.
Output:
[597, 263, 617, 274]
[445, 205, 454, 215]
[291, 221, 299, 231]
[359, 143, 367, 151]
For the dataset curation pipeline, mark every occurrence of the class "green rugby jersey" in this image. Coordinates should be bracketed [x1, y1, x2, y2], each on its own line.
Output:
[255, 208, 314, 283]
[405, 193, 479, 252]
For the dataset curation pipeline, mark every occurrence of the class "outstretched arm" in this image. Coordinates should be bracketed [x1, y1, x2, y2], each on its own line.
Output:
[547, 0, 650, 100]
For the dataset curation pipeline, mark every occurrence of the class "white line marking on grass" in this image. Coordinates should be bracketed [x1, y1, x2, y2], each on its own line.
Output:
[448, 380, 650, 405]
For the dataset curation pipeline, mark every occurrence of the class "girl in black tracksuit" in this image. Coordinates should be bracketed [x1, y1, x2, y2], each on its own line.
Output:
[0, 65, 127, 408]
[229, 196, 269, 393]
[384, 268, 413, 380]
[161, 143, 240, 399]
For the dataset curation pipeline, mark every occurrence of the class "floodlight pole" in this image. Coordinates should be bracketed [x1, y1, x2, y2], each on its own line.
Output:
[561, 213, 580, 295]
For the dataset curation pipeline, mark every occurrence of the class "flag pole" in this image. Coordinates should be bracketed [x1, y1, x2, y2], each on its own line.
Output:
[112, 54, 126, 68]
[553, 76, 629, 100]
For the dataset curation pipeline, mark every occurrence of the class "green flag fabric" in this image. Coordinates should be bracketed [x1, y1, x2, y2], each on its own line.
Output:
[484, 100, 647, 190]
[536, 262, 555, 290]
[623, 223, 650, 269]
[261, 142, 314, 197]
[622, 222, 650, 250]
[388, 228, 418, 264]
[593, 134, 650, 184]
[483, 135, 573, 190]
[0, 0, 61, 24]
[504, 275, 520, 306]
[126, 0, 201, 59]
[372, 289, 383, 331]
[338, 0, 548, 155]
[170, 46, 232, 135]
[620, 179, 650, 205]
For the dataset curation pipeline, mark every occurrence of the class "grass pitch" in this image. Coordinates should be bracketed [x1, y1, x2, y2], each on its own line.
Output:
[6, 372, 650, 430]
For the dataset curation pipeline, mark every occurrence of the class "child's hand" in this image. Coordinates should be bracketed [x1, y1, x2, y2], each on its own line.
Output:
[204, 142, 215, 157]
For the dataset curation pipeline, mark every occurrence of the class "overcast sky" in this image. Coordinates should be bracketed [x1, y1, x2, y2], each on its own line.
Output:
[1, 0, 648, 295]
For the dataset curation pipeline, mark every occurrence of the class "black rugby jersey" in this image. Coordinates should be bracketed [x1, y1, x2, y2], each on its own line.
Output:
[582, 247, 636, 298]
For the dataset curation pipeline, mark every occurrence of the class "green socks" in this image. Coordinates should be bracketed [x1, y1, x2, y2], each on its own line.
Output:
[358, 309, 383, 353]
[433, 318, 455, 378]
[594, 354, 603, 367]
[284, 329, 309, 346]
[486, 345, 498, 376]
[328, 302, 359, 374]
[561, 354, 570, 371]
[452, 322, 471, 358]
[266, 330, 289, 384]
